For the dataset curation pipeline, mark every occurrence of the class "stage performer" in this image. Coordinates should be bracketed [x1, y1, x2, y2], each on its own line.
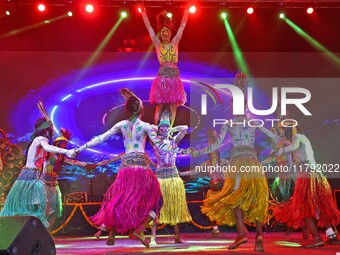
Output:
[150, 110, 192, 244]
[274, 125, 340, 247]
[192, 115, 270, 252]
[0, 101, 76, 227]
[258, 123, 295, 202]
[71, 88, 191, 248]
[42, 128, 96, 231]
[181, 128, 230, 236]
[93, 152, 153, 241]
[141, 7, 189, 126]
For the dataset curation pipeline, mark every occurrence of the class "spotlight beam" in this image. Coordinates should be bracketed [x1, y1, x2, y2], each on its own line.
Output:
[73, 16, 125, 82]
[222, 18, 251, 76]
[283, 17, 340, 66]
[0, 14, 68, 39]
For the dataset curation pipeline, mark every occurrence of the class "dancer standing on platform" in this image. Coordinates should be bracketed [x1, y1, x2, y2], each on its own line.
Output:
[150, 110, 192, 244]
[43, 128, 96, 231]
[72, 89, 191, 248]
[273, 125, 340, 247]
[192, 115, 270, 252]
[141, 7, 189, 125]
[0, 101, 76, 227]
[199, 128, 230, 236]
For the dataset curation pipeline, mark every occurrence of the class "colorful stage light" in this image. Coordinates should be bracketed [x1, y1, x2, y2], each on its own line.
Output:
[279, 13, 285, 19]
[189, 5, 196, 14]
[307, 7, 314, 14]
[137, 6, 142, 14]
[6, 11, 11, 16]
[85, 4, 94, 13]
[166, 12, 172, 19]
[247, 7, 254, 14]
[221, 12, 227, 19]
[67, 11, 73, 17]
[37, 3, 46, 12]
[121, 11, 127, 18]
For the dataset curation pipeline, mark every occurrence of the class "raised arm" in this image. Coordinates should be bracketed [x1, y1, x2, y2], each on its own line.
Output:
[173, 125, 188, 145]
[142, 10, 160, 46]
[76, 121, 124, 153]
[172, 9, 189, 44]
[147, 124, 188, 154]
[194, 124, 229, 157]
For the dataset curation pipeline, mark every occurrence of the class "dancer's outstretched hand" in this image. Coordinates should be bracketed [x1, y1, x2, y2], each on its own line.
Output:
[188, 147, 197, 157]
[66, 149, 77, 158]
[274, 148, 284, 157]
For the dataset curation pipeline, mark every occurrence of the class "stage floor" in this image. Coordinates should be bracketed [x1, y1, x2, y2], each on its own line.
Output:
[54, 232, 340, 255]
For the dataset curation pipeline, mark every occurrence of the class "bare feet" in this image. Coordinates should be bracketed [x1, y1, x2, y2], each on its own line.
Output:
[210, 231, 220, 237]
[303, 238, 325, 248]
[175, 235, 186, 244]
[326, 236, 340, 245]
[106, 229, 115, 246]
[302, 227, 309, 240]
[94, 230, 102, 239]
[228, 235, 248, 250]
[150, 238, 157, 246]
[254, 235, 264, 252]
[133, 229, 150, 248]
[106, 237, 115, 245]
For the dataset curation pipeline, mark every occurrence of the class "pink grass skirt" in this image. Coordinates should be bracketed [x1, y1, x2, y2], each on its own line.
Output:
[149, 65, 186, 106]
[90, 166, 162, 233]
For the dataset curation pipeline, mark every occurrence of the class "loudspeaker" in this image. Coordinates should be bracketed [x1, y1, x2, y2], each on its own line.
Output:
[0, 216, 56, 255]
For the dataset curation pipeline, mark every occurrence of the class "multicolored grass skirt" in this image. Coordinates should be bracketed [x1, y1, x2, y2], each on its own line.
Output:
[0, 167, 48, 227]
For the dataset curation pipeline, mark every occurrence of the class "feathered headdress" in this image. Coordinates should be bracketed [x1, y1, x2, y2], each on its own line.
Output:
[35, 100, 53, 131]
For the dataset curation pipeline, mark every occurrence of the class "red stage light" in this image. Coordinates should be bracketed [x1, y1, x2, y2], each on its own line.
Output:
[307, 7, 314, 14]
[85, 4, 94, 13]
[137, 7, 142, 14]
[247, 7, 254, 15]
[189, 5, 196, 14]
[37, 3, 46, 12]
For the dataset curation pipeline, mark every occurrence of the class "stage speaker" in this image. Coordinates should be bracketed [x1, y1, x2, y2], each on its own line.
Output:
[0, 216, 56, 255]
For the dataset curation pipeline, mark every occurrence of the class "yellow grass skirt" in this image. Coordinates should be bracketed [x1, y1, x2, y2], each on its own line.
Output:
[158, 176, 192, 225]
[201, 153, 270, 226]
